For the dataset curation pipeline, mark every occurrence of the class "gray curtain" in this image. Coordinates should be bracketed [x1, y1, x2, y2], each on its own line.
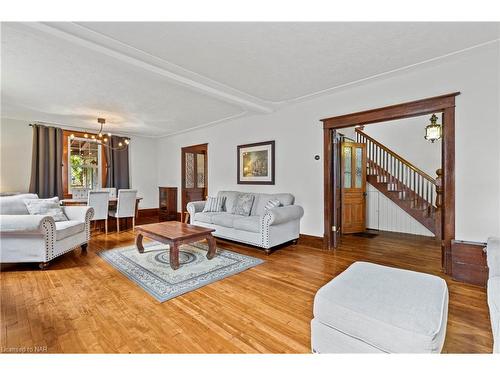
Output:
[29, 124, 64, 199]
[104, 135, 130, 189]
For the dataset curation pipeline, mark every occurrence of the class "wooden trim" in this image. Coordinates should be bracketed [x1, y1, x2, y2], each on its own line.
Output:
[62, 129, 108, 198]
[237, 140, 275, 185]
[322, 92, 460, 129]
[321, 93, 459, 275]
[299, 234, 324, 249]
[442, 107, 456, 273]
[356, 129, 436, 183]
[323, 129, 334, 249]
[138, 208, 159, 218]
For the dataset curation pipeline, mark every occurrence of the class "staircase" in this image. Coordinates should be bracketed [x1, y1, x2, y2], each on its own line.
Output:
[355, 129, 441, 237]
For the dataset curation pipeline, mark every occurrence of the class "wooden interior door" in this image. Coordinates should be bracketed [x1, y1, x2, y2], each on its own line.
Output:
[181, 144, 208, 222]
[341, 142, 367, 234]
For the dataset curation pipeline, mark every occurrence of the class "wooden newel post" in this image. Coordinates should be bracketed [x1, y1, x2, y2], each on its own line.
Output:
[435, 168, 443, 210]
[435, 168, 443, 246]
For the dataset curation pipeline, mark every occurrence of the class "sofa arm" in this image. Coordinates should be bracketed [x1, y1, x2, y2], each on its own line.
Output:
[263, 205, 304, 226]
[487, 237, 500, 278]
[62, 206, 94, 222]
[0, 214, 55, 235]
[187, 201, 206, 217]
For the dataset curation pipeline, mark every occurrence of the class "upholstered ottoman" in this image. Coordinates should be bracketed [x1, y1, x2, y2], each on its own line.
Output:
[311, 262, 449, 353]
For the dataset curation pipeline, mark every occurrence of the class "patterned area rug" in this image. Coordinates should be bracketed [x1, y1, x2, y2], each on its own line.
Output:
[99, 241, 264, 302]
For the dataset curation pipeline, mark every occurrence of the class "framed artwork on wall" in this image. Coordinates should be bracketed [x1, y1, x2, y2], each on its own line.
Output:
[237, 140, 275, 185]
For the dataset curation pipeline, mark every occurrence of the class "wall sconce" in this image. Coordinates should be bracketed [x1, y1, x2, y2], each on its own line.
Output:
[424, 114, 442, 143]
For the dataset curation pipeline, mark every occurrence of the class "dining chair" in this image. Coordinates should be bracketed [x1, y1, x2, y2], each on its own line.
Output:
[72, 188, 90, 199]
[88, 191, 110, 234]
[99, 187, 117, 198]
[109, 189, 137, 233]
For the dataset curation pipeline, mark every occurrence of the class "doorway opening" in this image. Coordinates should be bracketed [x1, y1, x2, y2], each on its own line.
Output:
[181, 143, 208, 222]
[321, 93, 459, 274]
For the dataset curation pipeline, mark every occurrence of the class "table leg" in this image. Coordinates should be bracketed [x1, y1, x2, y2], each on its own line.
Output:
[170, 241, 180, 270]
[206, 235, 217, 260]
[136, 233, 144, 253]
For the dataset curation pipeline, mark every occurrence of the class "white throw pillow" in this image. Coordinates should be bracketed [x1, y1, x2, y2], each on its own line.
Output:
[264, 199, 281, 211]
[203, 196, 225, 213]
[24, 197, 68, 222]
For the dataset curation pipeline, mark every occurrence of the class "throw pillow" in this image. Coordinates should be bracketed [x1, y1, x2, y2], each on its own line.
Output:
[24, 197, 68, 222]
[264, 199, 281, 211]
[232, 194, 255, 216]
[203, 196, 225, 212]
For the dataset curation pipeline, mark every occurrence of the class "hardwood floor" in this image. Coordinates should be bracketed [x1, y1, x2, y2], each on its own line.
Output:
[0, 224, 492, 353]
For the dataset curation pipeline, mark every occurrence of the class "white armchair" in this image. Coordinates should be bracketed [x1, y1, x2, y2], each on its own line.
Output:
[0, 194, 94, 269]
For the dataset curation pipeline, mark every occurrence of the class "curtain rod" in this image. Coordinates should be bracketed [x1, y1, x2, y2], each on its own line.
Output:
[28, 123, 131, 139]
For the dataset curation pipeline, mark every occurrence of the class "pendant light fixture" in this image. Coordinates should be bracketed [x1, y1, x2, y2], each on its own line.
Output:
[69, 118, 130, 150]
[424, 114, 442, 143]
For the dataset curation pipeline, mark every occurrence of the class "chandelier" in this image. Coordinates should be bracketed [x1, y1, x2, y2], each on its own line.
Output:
[69, 118, 130, 151]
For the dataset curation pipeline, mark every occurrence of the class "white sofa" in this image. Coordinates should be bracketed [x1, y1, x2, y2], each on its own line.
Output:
[187, 190, 304, 252]
[487, 237, 500, 353]
[311, 262, 449, 353]
[0, 194, 94, 268]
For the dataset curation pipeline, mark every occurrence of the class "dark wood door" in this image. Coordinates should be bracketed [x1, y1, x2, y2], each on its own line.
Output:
[181, 144, 208, 222]
[341, 142, 366, 234]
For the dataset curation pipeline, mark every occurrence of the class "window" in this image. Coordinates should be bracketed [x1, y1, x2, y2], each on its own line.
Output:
[68, 137, 102, 193]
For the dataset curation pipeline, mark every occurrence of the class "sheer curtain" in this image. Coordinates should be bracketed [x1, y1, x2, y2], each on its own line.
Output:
[29, 124, 64, 198]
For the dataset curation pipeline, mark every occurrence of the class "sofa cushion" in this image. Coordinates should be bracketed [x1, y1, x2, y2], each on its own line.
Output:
[232, 194, 255, 216]
[193, 212, 219, 224]
[24, 197, 68, 222]
[233, 216, 261, 233]
[313, 262, 448, 353]
[0, 193, 39, 215]
[212, 213, 238, 228]
[488, 277, 500, 353]
[217, 191, 244, 213]
[55, 220, 85, 240]
[252, 193, 295, 216]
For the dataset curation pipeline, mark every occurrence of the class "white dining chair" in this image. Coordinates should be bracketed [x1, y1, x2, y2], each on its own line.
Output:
[88, 190, 110, 234]
[72, 188, 90, 199]
[99, 187, 117, 198]
[109, 189, 137, 233]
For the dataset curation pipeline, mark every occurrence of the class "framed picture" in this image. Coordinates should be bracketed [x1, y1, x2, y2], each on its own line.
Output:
[237, 140, 275, 185]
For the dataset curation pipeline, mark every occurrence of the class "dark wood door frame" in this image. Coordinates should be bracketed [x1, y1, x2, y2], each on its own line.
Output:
[321, 92, 459, 274]
[181, 143, 208, 222]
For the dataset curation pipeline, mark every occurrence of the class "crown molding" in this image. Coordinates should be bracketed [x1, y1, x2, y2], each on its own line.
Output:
[22, 22, 275, 115]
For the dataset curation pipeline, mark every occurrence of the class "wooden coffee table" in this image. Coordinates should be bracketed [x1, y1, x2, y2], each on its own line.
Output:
[135, 222, 217, 270]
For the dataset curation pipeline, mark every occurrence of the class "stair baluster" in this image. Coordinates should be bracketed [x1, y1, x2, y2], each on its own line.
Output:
[355, 128, 439, 236]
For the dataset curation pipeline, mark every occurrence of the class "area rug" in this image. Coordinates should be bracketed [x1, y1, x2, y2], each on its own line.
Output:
[99, 241, 264, 302]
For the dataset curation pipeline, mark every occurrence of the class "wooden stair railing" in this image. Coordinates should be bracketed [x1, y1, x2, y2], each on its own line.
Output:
[355, 128, 441, 236]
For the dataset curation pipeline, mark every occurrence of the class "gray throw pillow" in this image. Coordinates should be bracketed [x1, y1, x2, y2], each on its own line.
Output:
[232, 194, 255, 216]
[203, 196, 225, 212]
[24, 197, 68, 222]
[264, 199, 281, 211]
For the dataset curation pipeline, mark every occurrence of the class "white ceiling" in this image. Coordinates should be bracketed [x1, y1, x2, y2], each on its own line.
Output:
[1, 22, 499, 137]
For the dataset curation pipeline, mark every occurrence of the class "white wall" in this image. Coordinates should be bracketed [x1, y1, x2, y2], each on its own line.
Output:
[128, 135, 158, 209]
[342, 114, 442, 178]
[366, 183, 434, 237]
[0, 117, 158, 209]
[0, 118, 33, 193]
[157, 41, 500, 242]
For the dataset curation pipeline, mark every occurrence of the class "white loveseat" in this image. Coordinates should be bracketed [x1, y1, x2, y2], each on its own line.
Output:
[0, 194, 94, 268]
[487, 237, 500, 353]
[187, 191, 304, 252]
